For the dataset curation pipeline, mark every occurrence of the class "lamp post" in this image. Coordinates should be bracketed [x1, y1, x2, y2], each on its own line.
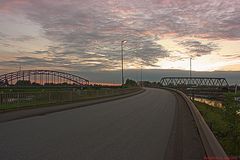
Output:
[189, 57, 192, 86]
[141, 64, 143, 87]
[121, 40, 127, 86]
[190, 57, 193, 100]
[190, 57, 192, 84]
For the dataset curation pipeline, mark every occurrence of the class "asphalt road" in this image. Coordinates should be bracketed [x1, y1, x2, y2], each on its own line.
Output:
[0, 88, 205, 160]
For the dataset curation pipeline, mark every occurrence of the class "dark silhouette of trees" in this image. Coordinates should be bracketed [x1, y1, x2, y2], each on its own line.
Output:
[15, 80, 31, 86]
[125, 79, 137, 87]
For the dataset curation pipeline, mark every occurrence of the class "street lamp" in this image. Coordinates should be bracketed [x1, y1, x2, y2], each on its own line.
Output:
[121, 40, 127, 86]
[190, 57, 192, 85]
[190, 57, 193, 100]
[141, 64, 143, 87]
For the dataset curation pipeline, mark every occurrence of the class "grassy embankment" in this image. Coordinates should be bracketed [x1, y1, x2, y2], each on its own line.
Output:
[194, 93, 240, 156]
[0, 86, 141, 111]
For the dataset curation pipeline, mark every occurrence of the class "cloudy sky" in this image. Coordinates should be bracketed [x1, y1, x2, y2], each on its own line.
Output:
[0, 0, 239, 76]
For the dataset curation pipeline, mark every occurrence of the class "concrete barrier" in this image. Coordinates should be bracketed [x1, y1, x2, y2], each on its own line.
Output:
[163, 87, 228, 158]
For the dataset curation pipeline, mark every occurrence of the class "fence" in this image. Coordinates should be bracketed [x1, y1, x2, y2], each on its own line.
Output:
[0, 88, 140, 111]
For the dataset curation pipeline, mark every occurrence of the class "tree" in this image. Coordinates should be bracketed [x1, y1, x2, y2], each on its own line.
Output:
[125, 79, 137, 87]
[0, 80, 4, 86]
[15, 80, 31, 86]
[4, 79, 9, 86]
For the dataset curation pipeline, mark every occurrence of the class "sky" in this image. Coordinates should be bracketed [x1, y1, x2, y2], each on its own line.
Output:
[0, 0, 239, 82]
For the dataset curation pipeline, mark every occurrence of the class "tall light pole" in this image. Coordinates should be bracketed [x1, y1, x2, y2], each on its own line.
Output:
[190, 57, 193, 99]
[19, 64, 22, 71]
[235, 84, 238, 95]
[121, 40, 127, 86]
[141, 64, 143, 87]
[190, 57, 192, 84]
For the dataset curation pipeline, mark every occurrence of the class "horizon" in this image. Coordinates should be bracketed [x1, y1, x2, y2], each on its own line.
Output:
[2, 68, 239, 85]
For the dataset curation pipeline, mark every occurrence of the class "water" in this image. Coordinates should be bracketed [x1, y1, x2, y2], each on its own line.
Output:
[194, 98, 223, 108]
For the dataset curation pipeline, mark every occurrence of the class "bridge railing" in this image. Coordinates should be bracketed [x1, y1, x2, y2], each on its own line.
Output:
[0, 88, 140, 111]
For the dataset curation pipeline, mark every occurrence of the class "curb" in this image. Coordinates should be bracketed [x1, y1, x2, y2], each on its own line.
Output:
[0, 89, 145, 123]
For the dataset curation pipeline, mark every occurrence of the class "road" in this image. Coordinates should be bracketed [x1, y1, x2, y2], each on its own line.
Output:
[0, 88, 205, 160]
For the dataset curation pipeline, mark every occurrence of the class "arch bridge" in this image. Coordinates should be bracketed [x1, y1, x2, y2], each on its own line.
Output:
[0, 70, 89, 86]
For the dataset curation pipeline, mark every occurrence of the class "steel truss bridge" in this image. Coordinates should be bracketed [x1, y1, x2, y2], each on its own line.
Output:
[160, 77, 229, 88]
[0, 70, 89, 86]
[159, 77, 229, 99]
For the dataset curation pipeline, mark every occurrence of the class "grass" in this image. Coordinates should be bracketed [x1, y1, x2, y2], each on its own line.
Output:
[0, 86, 125, 93]
[0, 87, 141, 112]
[194, 101, 240, 156]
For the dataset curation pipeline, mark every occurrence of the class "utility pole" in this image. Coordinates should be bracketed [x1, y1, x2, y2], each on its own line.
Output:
[190, 57, 192, 80]
[141, 65, 143, 87]
[190, 57, 193, 100]
[235, 84, 238, 95]
[121, 40, 127, 86]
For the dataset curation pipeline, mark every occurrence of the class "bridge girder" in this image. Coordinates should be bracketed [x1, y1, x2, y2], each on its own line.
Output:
[159, 77, 229, 88]
[0, 70, 89, 86]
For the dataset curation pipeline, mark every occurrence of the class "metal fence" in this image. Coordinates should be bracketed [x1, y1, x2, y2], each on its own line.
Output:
[0, 88, 140, 111]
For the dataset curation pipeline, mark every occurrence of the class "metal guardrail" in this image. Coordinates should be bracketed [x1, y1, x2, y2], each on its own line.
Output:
[163, 87, 228, 158]
[0, 88, 140, 111]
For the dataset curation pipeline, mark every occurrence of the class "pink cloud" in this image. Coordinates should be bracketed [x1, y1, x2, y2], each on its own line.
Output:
[0, 0, 30, 13]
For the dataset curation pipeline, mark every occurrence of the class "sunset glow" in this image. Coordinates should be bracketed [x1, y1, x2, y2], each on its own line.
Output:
[0, 0, 239, 74]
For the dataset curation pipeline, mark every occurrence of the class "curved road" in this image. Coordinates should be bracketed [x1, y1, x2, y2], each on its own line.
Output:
[0, 88, 205, 160]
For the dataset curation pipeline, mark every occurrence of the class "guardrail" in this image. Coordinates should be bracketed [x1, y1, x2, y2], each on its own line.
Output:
[163, 87, 228, 158]
[0, 88, 140, 111]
